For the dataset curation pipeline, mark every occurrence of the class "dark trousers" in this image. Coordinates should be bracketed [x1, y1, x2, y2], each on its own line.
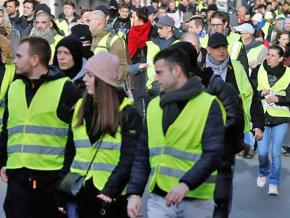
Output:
[78, 180, 128, 218]
[4, 168, 64, 218]
[213, 160, 235, 218]
[131, 73, 147, 119]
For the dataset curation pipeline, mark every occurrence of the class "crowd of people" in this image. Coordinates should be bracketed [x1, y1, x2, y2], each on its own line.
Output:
[0, 0, 289, 218]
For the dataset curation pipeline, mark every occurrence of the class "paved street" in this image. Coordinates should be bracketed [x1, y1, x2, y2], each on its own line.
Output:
[1, 133, 290, 218]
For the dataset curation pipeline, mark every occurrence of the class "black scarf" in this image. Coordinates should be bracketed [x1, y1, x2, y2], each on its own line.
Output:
[160, 76, 203, 135]
[263, 61, 286, 86]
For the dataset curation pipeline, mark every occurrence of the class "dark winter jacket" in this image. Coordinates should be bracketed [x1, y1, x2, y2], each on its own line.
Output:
[127, 76, 224, 196]
[112, 17, 131, 35]
[14, 16, 34, 38]
[196, 69, 245, 156]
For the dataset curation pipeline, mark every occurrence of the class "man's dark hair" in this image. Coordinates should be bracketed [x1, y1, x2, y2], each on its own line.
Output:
[64, 0, 75, 9]
[153, 46, 191, 78]
[119, 2, 130, 9]
[136, 7, 148, 23]
[159, 3, 167, 10]
[4, 0, 20, 7]
[258, 4, 267, 9]
[23, 0, 38, 11]
[20, 37, 51, 67]
[210, 11, 228, 24]
[151, 0, 159, 5]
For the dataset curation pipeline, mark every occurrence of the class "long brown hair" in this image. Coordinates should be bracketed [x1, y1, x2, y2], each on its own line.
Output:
[77, 77, 121, 136]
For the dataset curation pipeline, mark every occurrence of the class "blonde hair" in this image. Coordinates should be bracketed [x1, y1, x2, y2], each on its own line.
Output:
[0, 35, 13, 64]
[0, 7, 14, 41]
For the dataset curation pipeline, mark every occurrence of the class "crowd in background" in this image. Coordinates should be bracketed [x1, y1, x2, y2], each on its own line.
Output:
[0, 0, 289, 218]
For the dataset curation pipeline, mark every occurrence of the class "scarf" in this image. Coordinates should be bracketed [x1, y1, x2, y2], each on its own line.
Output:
[255, 19, 266, 30]
[206, 54, 229, 81]
[160, 76, 203, 134]
[263, 60, 286, 86]
[128, 22, 151, 59]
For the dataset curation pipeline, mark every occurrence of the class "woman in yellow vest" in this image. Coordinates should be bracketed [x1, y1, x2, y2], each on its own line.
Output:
[256, 45, 290, 196]
[71, 51, 142, 218]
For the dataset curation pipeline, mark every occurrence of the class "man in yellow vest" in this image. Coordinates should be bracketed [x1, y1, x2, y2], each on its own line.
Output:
[0, 37, 81, 218]
[54, 0, 79, 36]
[251, 12, 274, 42]
[127, 46, 225, 218]
[201, 11, 249, 73]
[206, 33, 265, 218]
[234, 22, 268, 75]
[146, 15, 177, 91]
[87, 10, 128, 85]
[30, 10, 64, 63]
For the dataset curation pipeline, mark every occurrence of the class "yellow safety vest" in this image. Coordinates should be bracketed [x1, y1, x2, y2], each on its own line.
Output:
[246, 44, 265, 71]
[6, 77, 69, 170]
[261, 22, 271, 40]
[50, 34, 63, 61]
[70, 98, 132, 191]
[146, 40, 179, 89]
[55, 19, 70, 36]
[231, 60, 253, 132]
[257, 65, 290, 118]
[147, 92, 218, 199]
[94, 32, 122, 54]
[0, 63, 15, 127]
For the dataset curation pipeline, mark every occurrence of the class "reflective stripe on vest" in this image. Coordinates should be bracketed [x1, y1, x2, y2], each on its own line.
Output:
[257, 65, 290, 117]
[231, 60, 253, 132]
[74, 140, 121, 150]
[70, 98, 132, 191]
[7, 77, 69, 170]
[0, 63, 15, 127]
[147, 93, 218, 199]
[94, 32, 121, 54]
[8, 125, 68, 136]
[8, 144, 65, 155]
[150, 167, 217, 184]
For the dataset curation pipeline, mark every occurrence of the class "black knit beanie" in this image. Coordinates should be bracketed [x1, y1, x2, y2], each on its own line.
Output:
[53, 35, 83, 79]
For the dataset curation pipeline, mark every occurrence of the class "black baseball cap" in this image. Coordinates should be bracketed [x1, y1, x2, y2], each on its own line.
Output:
[208, 33, 228, 48]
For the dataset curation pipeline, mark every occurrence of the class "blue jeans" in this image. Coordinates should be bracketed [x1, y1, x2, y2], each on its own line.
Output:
[67, 201, 78, 218]
[147, 193, 214, 218]
[244, 131, 255, 148]
[257, 123, 289, 185]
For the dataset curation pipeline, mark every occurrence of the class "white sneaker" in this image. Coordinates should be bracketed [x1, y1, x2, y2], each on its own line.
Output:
[257, 176, 267, 188]
[268, 184, 279, 196]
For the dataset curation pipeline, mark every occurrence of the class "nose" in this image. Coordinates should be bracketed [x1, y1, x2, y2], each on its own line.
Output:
[83, 74, 88, 82]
